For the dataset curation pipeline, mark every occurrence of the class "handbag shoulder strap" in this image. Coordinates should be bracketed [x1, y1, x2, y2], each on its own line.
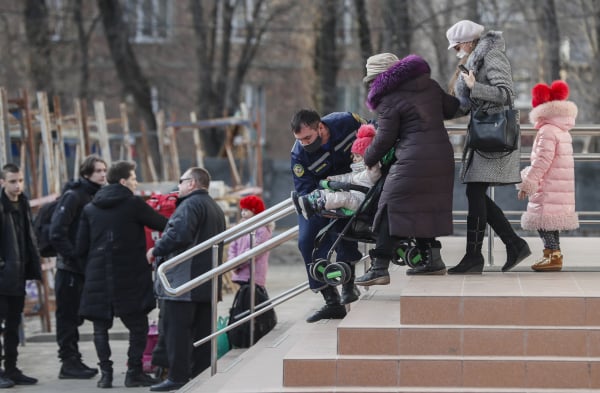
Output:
[497, 85, 514, 109]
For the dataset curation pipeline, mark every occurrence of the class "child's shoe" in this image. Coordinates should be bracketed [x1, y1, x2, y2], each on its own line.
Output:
[531, 249, 563, 272]
[298, 190, 326, 219]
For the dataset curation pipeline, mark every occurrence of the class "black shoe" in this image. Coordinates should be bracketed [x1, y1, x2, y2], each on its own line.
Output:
[0, 375, 14, 389]
[150, 379, 187, 392]
[305, 303, 347, 323]
[59, 358, 97, 379]
[502, 237, 532, 272]
[3, 368, 37, 385]
[355, 268, 390, 286]
[340, 283, 360, 305]
[97, 370, 113, 389]
[125, 369, 159, 387]
[78, 359, 98, 375]
[448, 254, 484, 275]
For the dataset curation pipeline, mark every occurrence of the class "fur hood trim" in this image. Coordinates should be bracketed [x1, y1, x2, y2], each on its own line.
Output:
[529, 100, 578, 126]
[455, 30, 505, 101]
[366, 54, 430, 110]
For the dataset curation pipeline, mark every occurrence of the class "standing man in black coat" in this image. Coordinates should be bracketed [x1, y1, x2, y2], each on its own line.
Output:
[76, 161, 167, 388]
[0, 164, 42, 387]
[146, 167, 226, 392]
[49, 154, 107, 379]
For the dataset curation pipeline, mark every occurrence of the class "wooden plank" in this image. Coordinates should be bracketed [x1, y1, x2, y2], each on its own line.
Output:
[53, 96, 68, 185]
[138, 120, 157, 182]
[73, 99, 86, 178]
[119, 103, 133, 162]
[166, 125, 180, 180]
[23, 90, 39, 198]
[0, 87, 9, 166]
[155, 110, 169, 181]
[37, 92, 57, 194]
[190, 112, 204, 168]
[93, 100, 111, 166]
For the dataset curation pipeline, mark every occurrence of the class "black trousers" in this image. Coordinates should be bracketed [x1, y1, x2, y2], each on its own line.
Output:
[0, 295, 25, 371]
[93, 312, 149, 371]
[162, 300, 211, 383]
[55, 269, 85, 362]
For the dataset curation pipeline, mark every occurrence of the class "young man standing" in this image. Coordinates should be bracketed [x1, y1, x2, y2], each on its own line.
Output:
[77, 161, 167, 388]
[49, 155, 107, 379]
[0, 164, 42, 387]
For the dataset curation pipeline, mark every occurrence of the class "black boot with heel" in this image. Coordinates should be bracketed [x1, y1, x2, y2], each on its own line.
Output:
[448, 216, 486, 275]
[486, 197, 531, 271]
[305, 286, 347, 323]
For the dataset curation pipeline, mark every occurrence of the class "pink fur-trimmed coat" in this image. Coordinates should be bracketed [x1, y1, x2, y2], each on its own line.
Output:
[518, 100, 579, 231]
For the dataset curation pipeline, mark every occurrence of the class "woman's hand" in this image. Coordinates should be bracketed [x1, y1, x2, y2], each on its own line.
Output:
[462, 70, 475, 89]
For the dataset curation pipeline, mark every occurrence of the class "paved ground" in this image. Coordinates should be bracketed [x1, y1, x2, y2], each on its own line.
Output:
[14, 235, 598, 392]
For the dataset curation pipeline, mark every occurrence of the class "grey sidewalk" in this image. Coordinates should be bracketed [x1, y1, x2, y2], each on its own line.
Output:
[15, 236, 598, 392]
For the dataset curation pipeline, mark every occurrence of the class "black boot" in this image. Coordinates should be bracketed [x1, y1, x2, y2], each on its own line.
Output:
[305, 286, 347, 323]
[97, 367, 113, 389]
[340, 281, 360, 305]
[124, 367, 159, 387]
[355, 254, 391, 286]
[486, 197, 531, 271]
[448, 216, 486, 274]
[59, 357, 97, 379]
[407, 240, 447, 275]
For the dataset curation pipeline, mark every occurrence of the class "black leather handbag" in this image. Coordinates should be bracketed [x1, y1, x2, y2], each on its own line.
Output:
[467, 85, 520, 153]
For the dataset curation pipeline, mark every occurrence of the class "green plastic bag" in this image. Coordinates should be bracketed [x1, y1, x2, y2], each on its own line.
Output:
[217, 316, 231, 359]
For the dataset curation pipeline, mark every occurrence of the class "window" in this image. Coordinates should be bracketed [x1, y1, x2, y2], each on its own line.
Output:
[48, 0, 66, 42]
[231, 0, 266, 43]
[126, 0, 170, 43]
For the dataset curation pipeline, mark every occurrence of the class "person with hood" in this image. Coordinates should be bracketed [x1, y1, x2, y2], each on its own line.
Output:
[76, 160, 167, 388]
[517, 80, 579, 271]
[49, 154, 106, 379]
[0, 164, 42, 387]
[146, 167, 226, 392]
[354, 53, 460, 286]
[446, 19, 531, 274]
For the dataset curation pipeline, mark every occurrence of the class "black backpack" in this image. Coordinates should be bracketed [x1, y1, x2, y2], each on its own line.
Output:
[33, 198, 60, 257]
[227, 283, 277, 348]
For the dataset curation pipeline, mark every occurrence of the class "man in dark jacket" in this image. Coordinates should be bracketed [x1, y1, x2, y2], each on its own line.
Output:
[49, 154, 106, 379]
[76, 160, 167, 388]
[0, 164, 42, 387]
[290, 109, 364, 323]
[146, 167, 226, 392]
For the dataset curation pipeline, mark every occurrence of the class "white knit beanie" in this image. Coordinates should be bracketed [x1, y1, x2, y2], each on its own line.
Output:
[446, 20, 484, 50]
[363, 53, 399, 83]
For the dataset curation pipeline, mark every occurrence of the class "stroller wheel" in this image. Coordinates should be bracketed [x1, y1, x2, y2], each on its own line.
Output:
[323, 262, 351, 286]
[310, 259, 329, 283]
[392, 243, 410, 266]
[405, 247, 424, 268]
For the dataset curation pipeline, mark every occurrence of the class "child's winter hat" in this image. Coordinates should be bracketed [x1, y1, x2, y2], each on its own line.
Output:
[351, 124, 376, 156]
[531, 80, 569, 107]
[239, 195, 265, 215]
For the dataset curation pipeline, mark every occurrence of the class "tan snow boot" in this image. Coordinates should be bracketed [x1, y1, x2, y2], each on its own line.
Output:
[531, 249, 563, 272]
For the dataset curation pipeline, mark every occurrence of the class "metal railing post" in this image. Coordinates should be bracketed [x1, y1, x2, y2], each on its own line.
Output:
[249, 231, 256, 346]
[210, 244, 219, 376]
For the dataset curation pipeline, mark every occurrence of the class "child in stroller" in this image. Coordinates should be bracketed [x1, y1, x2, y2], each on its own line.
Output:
[292, 124, 381, 220]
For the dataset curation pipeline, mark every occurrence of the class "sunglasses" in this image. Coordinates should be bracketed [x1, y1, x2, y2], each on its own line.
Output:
[179, 178, 192, 184]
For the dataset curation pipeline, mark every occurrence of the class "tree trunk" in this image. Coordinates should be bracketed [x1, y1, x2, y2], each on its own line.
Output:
[383, 0, 411, 57]
[354, 0, 373, 68]
[534, 0, 561, 81]
[314, 0, 340, 115]
[97, 0, 156, 133]
[24, 0, 54, 96]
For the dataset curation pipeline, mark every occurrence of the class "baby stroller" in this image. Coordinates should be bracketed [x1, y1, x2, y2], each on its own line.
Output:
[300, 150, 424, 287]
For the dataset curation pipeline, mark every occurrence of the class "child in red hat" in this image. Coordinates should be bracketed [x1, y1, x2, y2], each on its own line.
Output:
[229, 195, 273, 286]
[517, 80, 579, 271]
[292, 124, 381, 219]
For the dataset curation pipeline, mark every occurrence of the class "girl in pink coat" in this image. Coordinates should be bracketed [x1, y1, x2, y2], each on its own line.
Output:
[517, 80, 579, 271]
[229, 195, 273, 286]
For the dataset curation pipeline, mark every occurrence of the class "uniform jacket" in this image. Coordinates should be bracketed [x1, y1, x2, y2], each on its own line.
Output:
[0, 190, 42, 296]
[76, 183, 167, 320]
[454, 30, 521, 185]
[153, 189, 226, 303]
[50, 178, 102, 273]
[291, 112, 365, 196]
[518, 100, 579, 231]
[229, 224, 273, 287]
[364, 54, 459, 238]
